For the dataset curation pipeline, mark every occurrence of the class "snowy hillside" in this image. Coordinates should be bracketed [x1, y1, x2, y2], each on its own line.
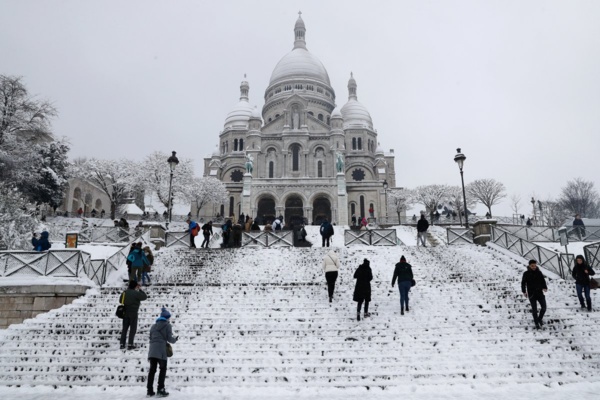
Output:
[1, 234, 600, 399]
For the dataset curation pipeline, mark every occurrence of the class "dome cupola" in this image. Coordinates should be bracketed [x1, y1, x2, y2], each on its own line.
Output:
[340, 72, 373, 130]
[224, 75, 255, 129]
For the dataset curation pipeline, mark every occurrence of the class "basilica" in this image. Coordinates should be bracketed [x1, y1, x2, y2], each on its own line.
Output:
[199, 13, 397, 226]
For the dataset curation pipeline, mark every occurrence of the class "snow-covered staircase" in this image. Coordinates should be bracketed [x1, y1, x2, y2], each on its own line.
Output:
[0, 244, 599, 390]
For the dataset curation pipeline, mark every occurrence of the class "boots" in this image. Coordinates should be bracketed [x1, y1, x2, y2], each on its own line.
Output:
[588, 299, 592, 312]
[156, 388, 169, 397]
[357, 312, 361, 321]
[406, 305, 409, 312]
[401, 306, 404, 316]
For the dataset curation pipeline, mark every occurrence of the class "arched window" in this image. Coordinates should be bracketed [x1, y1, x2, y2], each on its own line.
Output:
[292, 144, 300, 171]
[360, 196, 365, 218]
[327, 116, 330, 125]
[317, 161, 323, 178]
[226, 141, 229, 153]
[220, 204, 225, 217]
[318, 114, 324, 121]
[229, 197, 234, 217]
[308, 111, 314, 116]
[239, 139, 244, 151]
[351, 203, 356, 217]
[358, 138, 362, 150]
[269, 161, 274, 178]
[234, 139, 238, 151]
[352, 138, 357, 150]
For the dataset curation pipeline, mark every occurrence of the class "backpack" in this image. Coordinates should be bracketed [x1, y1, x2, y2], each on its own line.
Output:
[274, 220, 282, 231]
[222, 224, 229, 233]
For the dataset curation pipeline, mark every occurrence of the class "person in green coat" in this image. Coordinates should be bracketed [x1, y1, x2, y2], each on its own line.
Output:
[391, 255, 414, 315]
[119, 280, 148, 350]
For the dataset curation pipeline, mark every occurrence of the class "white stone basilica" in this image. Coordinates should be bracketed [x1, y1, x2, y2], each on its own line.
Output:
[200, 13, 397, 225]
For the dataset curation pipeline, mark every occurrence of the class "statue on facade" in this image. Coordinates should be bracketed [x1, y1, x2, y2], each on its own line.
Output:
[245, 153, 254, 174]
[335, 152, 344, 173]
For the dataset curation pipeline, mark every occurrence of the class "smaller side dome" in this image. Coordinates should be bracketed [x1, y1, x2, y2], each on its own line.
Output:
[250, 106, 262, 120]
[331, 106, 342, 119]
[375, 142, 384, 154]
[340, 72, 373, 129]
[224, 77, 255, 129]
[212, 145, 221, 157]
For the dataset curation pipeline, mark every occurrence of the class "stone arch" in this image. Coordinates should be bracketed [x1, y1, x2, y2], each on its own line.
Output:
[95, 199, 103, 211]
[72, 187, 82, 213]
[84, 193, 93, 214]
[284, 193, 305, 226]
[312, 194, 332, 225]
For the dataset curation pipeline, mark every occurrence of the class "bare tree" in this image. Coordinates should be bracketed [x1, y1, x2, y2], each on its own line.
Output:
[466, 179, 507, 217]
[447, 186, 477, 226]
[413, 184, 451, 223]
[558, 177, 600, 218]
[184, 177, 229, 217]
[387, 188, 414, 224]
[0, 75, 57, 145]
[509, 194, 521, 216]
[542, 197, 570, 228]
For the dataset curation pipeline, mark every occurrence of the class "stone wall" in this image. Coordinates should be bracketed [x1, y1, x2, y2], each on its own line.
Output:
[0, 285, 89, 329]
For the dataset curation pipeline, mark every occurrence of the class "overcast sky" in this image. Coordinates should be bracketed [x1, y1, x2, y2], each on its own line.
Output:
[2, 0, 599, 217]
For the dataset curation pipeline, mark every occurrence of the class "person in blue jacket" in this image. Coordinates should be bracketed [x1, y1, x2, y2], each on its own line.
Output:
[32, 231, 51, 251]
[127, 243, 150, 282]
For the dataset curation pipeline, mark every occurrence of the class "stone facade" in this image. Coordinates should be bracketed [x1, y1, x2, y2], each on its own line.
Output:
[199, 14, 397, 225]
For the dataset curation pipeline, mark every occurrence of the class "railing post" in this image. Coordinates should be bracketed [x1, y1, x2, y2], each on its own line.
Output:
[45, 251, 50, 276]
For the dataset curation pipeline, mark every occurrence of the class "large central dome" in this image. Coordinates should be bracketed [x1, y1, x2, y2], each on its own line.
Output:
[268, 13, 331, 87]
[269, 47, 331, 86]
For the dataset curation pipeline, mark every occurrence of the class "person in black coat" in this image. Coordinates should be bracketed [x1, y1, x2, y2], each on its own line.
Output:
[572, 254, 595, 311]
[200, 221, 213, 248]
[353, 259, 373, 321]
[391, 255, 414, 315]
[31, 231, 51, 251]
[521, 260, 548, 329]
[416, 215, 429, 247]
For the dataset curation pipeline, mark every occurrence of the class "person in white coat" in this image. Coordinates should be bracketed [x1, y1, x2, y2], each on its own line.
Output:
[323, 250, 341, 303]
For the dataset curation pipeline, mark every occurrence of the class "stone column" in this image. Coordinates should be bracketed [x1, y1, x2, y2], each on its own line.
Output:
[305, 206, 313, 224]
[336, 173, 348, 226]
[241, 173, 252, 218]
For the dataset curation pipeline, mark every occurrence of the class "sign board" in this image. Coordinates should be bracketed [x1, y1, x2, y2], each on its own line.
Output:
[557, 227, 568, 247]
[65, 233, 78, 248]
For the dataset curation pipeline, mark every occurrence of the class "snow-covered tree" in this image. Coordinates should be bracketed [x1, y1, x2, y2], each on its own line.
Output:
[184, 177, 229, 216]
[413, 184, 451, 217]
[466, 179, 507, 217]
[70, 158, 141, 219]
[139, 151, 195, 210]
[0, 75, 57, 145]
[558, 178, 600, 218]
[17, 139, 70, 209]
[0, 184, 38, 250]
[387, 188, 413, 223]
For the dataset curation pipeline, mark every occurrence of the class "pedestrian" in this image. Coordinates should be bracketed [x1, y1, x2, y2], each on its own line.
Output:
[521, 260, 548, 329]
[572, 254, 595, 311]
[361, 216, 368, 229]
[319, 218, 334, 247]
[200, 221, 213, 248]
[142, 246, 154, 286]
[520, 214, 525, 224]
[297, 224, 307, 242]
[31, 231, 51, 251]
[118, 217, 130, 242]
[146, 307, 178, 397]
[245, 216, 253, 232]
[119, 280, 147, 350]
[100, 209, 106, 218]
[391, 255, 414, 315]
[127, 242, 150, 282]
[351, 214, 357, 227]
[353, 258, 373, 321]
[251, 219, 261, 231]
[526, 218, 532, 227]
[417, 214, 429, 247]
[322, 250, 341, 303]
[263, 223, 273, 232]
[273, 217, 283, 231]
[77, 207, 83, 218]
[91, 209, 97, 218]
[232, 223, 243, 247]
[221, 219, 232, 247]
[185, 217, 200, 248]
[369, 206, 374, 218]
[573, 214, 586, 240]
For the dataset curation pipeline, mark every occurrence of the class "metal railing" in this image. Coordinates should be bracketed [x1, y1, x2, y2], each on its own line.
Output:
[584, 242, 600, 270]
[165, 231, 191, 248]
[344, 229, 397, 246]
[490, 226, 572, 279]
[0, 250, 91, 279]
[491, 225, 600, 243]
[241, 231, 294, 248]
[447, 228, 473, 245]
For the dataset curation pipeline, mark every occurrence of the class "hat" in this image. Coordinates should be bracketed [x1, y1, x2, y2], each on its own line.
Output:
[400, 256, 406, 262]
[576, 255, 585, 262]
[362, 258, 370, 266]
[160, 307, 171, 319]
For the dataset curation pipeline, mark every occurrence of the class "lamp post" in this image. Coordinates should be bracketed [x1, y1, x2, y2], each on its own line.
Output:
[538, 200, 543, 226]
[531, 197, 536, 226]
[166, 151, 179, 230]
[383, 180, 389, 224]
[453, 148, 469, 228]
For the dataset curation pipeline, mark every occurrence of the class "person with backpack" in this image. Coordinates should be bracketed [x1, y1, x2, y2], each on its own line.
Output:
[391, 255, 414, 315]
[221, 219, 232, 247]
[320, 219, 334, 247]
[119, 280, 147, 350]
[417, 214, 429, 247]
[273, 217, 283, 232]
[521, 260, 548, 329]
[142, 246, 154, 286]
[200, 221, 213, 248]
[354, 258, 373, 320]
[322, 250, 341, 303]
[31, 231, 51, 251]
[185, 218, 200, 248]
[146, 307, 178, 397]
[127, 242, 150, 282]
[572, 254, 595, 311]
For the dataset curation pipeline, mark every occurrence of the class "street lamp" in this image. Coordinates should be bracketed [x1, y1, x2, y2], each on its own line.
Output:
[531, 197, 536, 226]
[166, 151, 179, 230]
[382, 180, 389, 224]
[453, 148, 469, 229]
[538, 200, 543, 226]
